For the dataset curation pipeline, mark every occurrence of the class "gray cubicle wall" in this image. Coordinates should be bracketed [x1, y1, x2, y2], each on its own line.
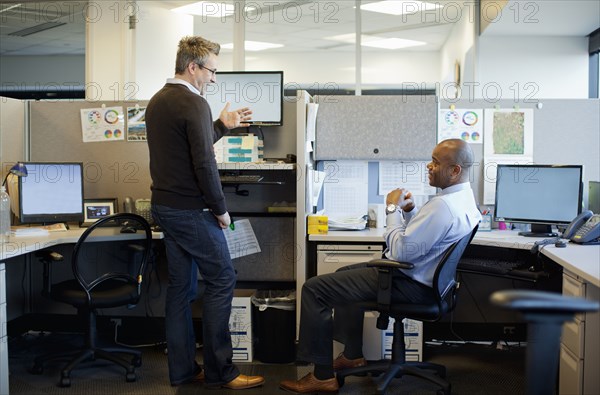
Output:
[29, 99, 298, 210]
[314, 95, 438, 160]
[29, 100, 152, 209]
[439, 99, 600, 207]
[313, 97, 599, 208]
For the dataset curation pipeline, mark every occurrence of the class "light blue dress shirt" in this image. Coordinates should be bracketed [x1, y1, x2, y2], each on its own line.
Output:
[383, 182, 481, 287]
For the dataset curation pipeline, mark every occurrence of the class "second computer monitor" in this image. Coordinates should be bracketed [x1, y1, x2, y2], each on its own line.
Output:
[494, 164, 583, 237]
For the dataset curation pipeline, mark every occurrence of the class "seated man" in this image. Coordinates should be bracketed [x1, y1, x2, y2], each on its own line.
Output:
[280, 138, 481, 393]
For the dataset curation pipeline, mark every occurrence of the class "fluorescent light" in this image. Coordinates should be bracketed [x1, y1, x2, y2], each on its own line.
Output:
[221, 40, 283, 51]
[325, 33, 426, 49]
[362, 37, 426, 49]
[171, 2, 234, 17]
[360, 1, 443, 15]
[324, 33, 382, 45]
[0, 3, 22, 13]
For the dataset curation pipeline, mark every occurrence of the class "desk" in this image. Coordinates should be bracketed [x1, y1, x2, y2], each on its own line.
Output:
[0, 227, 162, 395]
[308, 229, 600, 395]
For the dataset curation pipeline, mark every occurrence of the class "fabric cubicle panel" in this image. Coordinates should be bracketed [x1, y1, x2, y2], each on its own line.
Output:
[29, 100, 151, 210]
[313, 95, 438, 160]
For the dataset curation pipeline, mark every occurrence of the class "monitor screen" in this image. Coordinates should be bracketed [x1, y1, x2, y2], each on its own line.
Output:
[18, 162, 84, 224]
[494, 164, 583, 237]
[204, 71, 283, 126]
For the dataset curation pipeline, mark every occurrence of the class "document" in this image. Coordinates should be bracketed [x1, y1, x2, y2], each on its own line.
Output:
[323, 161, 369, 219]
[222, 219, 261, 259]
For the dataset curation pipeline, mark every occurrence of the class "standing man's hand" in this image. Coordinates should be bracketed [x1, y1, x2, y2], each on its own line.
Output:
[386, 188, 415, 212]
[215, 212, 231, 229]
[219, 102, 253, 129]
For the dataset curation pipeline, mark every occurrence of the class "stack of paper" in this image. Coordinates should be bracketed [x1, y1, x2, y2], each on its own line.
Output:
[10, 227, 50, 237]
[328, 216, 367, 231]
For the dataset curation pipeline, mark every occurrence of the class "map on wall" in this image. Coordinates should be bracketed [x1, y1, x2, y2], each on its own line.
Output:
[482, 108, 534, 204]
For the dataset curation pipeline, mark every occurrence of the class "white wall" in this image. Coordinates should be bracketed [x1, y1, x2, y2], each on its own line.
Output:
[135, 2, 193, 100]
[477, 36, 589, 100]
[239, 50, 440, 89]
[439, 4, 477, 98]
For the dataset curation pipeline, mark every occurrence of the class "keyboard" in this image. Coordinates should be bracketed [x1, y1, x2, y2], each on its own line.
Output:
[458, 257, 523, 275]
[220, 174, 264, 183]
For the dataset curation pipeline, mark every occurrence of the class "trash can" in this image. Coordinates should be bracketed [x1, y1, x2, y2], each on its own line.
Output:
[251, 290, 296, 363]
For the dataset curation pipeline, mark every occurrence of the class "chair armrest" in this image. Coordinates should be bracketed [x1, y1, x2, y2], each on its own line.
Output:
[367, 259, 414, 270]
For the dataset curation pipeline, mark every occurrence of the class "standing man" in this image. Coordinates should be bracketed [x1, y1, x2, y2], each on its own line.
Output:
[280, 139, 481, 393]
[146, 36, 264, 390]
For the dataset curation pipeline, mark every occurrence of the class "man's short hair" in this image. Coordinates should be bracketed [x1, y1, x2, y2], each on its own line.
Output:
[175, 36, 220, 74]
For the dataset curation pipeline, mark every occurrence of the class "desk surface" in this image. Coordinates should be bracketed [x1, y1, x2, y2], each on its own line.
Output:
[0, 227, 162, 261]
[309, 229, 600, 286]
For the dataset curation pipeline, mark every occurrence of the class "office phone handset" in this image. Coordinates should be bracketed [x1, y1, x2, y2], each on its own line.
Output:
[563, 210, 600, 244]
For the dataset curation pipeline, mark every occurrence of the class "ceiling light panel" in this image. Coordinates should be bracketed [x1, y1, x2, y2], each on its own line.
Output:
[171, 1, 234, 17]
[360, 1, 443, 16]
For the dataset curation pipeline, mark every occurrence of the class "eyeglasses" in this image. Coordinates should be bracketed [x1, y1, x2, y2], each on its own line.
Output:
[196, 64, 217, 76]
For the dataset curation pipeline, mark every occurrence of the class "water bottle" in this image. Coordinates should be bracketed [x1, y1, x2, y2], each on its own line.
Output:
[0, 186, 11, 242]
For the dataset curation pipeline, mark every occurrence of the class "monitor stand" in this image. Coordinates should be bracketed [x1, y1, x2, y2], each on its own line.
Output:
[518, 223, 558, 238]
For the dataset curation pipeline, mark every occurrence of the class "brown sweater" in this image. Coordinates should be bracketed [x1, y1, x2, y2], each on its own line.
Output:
[146, 83, 229, 214]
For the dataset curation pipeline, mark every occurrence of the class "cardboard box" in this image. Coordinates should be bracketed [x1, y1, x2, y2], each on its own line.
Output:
[382, 318, 423, 362]
[229, 290, 254, 362]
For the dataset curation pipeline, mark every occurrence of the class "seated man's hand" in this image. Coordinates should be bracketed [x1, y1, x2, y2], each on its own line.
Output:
[387, 188, 414, 212]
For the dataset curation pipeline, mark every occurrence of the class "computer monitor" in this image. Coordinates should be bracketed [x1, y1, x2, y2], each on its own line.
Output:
[18, 162, 84, 224]
[494, 164, 583, 237]
[204, 71, 283, 126]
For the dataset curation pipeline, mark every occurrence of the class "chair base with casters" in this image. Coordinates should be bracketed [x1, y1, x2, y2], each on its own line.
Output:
[336, 225, 479, 395]
[490, 289, 599, 395]
[337, 317, 450, 395]
[30, 213, 152, 387]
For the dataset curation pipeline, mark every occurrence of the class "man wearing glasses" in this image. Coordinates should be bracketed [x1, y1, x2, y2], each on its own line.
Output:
[146, 36, 262, 390]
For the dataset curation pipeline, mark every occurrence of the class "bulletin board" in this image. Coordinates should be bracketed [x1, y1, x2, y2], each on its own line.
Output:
[29, 100, 152, 210]
[314, 95, 438, 160]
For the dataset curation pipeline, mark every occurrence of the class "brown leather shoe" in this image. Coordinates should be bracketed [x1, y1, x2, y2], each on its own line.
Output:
[222, 374, 265, 390]
[279, 373, 339, 394]
[332, 353, 367, 372]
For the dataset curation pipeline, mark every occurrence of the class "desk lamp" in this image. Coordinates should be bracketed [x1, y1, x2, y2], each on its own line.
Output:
[2, 162, 28, 187]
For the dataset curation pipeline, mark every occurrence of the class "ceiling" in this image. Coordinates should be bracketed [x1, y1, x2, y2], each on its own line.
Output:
[0, 0, 598, 57]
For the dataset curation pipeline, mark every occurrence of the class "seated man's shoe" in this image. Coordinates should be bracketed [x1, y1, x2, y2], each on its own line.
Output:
[279, 373, 339, 394]
[332, 353, 367, 372]
[222, 374, 265, 390]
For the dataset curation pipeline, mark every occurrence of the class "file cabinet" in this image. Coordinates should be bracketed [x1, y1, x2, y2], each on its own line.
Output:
[1, 262, 8, 395]
[560, 270, 600, 394]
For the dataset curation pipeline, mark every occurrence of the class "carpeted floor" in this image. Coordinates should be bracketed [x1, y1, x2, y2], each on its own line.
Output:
[7, 332, 526, 395]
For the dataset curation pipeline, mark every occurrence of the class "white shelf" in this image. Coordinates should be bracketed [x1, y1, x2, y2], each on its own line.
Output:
[217, 162, 295, 171]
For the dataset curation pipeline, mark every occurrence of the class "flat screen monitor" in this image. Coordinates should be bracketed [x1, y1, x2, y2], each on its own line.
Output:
[494, 164, 583, 237]
[18, 162, 84, 224]
[204, 71, 283, 126]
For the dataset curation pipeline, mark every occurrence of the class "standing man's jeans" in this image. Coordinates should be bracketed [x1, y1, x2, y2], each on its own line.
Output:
[152, 204, 239, 386]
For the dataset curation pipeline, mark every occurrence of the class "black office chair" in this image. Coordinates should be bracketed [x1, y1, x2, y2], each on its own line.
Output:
[30, 213, 152, 387]
[490, 289, 599, 395]
[336, 225, 479, 395]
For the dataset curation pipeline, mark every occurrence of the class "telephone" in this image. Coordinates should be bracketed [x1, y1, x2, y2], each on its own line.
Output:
[563, 210, 600, 245]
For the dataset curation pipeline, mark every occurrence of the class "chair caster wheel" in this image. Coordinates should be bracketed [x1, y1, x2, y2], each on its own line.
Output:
[132, 356, 142, 367]
[29, 365, 43, 375]
[126, 372, 137, 382]
[60, 377, 71, 387]
[437, 385, 451, 395]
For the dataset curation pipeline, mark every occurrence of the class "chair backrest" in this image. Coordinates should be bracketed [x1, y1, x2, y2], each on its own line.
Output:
[71, 213, 152, 304]
[432, 224, 479, 313]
